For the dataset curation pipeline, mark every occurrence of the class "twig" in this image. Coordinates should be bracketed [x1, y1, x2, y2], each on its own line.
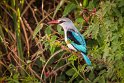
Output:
[25, 0, 38, 24]
[40, 49, 63, 79]
[20, 17, 30, 56]
[28, 64, 44, 82]
[21, 0, 35, 17]
[46, 62, 71, 79]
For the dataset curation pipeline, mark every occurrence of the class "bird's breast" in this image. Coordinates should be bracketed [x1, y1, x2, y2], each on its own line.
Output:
[65, 40, 77, 51]
[67, 43, 77, 51]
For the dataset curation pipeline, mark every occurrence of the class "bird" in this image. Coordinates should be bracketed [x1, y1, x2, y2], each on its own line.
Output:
[48, 18, 91, 66]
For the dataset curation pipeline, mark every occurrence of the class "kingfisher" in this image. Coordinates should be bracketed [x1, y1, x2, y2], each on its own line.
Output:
[48, 18, 91, 66]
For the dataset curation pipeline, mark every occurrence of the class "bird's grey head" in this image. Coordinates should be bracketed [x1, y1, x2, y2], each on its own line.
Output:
[48, 18, 75, 31]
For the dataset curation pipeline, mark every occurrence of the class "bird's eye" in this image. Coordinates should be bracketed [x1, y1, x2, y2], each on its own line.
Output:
[59, 20, 65, 23]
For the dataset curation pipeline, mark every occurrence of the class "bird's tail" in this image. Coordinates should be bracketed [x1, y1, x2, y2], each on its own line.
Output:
[81, 52, 91, 66]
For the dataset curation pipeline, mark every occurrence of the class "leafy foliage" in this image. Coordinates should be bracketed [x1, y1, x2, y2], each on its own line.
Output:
[0, 0, 124, 82]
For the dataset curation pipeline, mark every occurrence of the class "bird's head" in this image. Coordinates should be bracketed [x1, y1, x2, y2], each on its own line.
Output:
[48, 18, 75, 30]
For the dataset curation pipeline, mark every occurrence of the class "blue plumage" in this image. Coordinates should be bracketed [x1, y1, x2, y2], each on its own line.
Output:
[48, 18, 92, 66]
[70, 30, 86, 47]
[81, 53, 91, 66]
[67, 30, 91, 65]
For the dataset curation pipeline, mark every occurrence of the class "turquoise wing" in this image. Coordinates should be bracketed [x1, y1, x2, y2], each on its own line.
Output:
[67, 30, 91, 65]
[67, 30, 87, 53]
[71, 30, 86, 47]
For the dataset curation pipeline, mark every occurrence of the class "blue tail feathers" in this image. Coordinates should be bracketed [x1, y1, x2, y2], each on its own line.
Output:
[81, 52, 91, 66]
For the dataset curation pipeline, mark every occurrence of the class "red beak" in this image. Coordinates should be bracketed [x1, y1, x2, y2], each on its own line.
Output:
[48, 20, 59, 24]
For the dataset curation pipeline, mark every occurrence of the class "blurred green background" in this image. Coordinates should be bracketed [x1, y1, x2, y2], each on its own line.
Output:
[0, 0, 124, 82]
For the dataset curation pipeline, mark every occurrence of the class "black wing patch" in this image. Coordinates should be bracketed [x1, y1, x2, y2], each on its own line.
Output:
[67, 30, 81, 45]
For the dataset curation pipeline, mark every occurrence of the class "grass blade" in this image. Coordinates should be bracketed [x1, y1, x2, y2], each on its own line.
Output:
[63, 3, 76, 17]
[53, 0, 66, 18]
[33, 23, 44, 39]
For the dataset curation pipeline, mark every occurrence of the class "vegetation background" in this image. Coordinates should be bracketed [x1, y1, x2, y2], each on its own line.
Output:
[0, 0, 124, 83]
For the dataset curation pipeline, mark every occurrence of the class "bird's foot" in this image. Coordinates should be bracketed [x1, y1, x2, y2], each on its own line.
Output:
[61, 45, 68, 51]
[61, 45, 76, 53]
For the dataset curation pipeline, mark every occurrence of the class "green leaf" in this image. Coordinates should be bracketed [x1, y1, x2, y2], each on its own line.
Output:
[89, 71, 95, 80]
[120, 7, 124, 13]
[33, 23, 43, 39]
[79, 80, 84, 83]
[51, 35, 57, 41]
[103, 45, 109, 61]
[75, 17, 83, 23]
[93, 76, 105, 83]
[50, 35, 57, 54]
[45, 26, 51, 35]
[57, 25, 62, 33]
[57, 25, 64, 35]
[53, 0, 66, 18]
[68, 71, 79, 82]
[66, 68, 75, 76]
[13, 74, 19, 79]
[119, 16, 123, 26]
[68, 55, 78, 62]
[100, 76, 105, 83]
[118, 1, 124, 7]
[112, 8, 121, 17]
[63, 3, 76, 17]
[83, 0, 89, 7]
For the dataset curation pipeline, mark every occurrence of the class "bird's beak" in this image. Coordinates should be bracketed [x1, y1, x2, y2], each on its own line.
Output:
[48, 20, 59, 24]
